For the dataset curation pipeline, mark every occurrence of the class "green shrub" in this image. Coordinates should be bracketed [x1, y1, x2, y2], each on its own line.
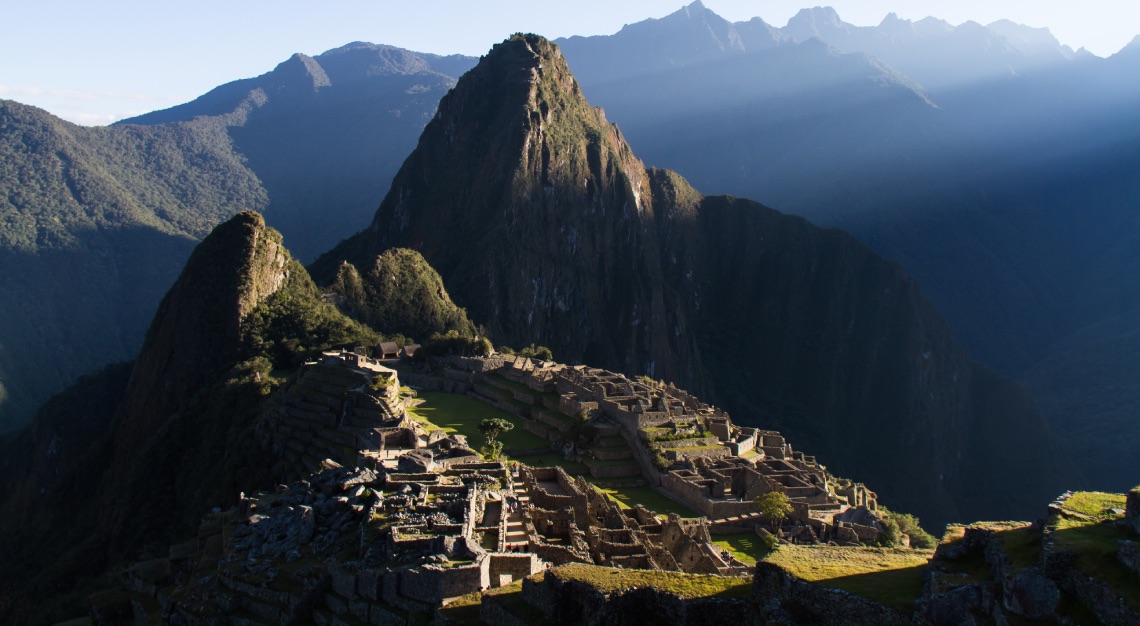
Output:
[893, 512, 938, 549]
[414, 330, 493, 360]
[516, 344, 553, 360]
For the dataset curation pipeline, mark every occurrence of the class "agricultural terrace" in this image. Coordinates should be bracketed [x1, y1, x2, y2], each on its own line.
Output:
[405, 390, 699, 517]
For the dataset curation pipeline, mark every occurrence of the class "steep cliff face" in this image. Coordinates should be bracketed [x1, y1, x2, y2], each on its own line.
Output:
[316, 34, 1071, 525]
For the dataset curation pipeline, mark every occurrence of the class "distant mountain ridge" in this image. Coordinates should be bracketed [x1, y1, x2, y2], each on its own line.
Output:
[121, 41, 477, 262]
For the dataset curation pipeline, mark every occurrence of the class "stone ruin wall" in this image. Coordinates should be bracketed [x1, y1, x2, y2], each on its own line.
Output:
[659, 472, 754, 519]
[1128, 488, 1140, 534]
[399, 556, 491, 605]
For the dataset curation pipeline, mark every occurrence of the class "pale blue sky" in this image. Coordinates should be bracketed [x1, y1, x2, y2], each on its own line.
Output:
[1, 1, 1136, 125]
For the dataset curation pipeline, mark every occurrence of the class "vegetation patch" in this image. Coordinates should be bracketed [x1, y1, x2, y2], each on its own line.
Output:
[437, 591, 483, 624]
[764, 545, 930, 612]
[550, 563, 751, 599]
[994, 524, 1041, 571]
[1061, 491, 1127, 519]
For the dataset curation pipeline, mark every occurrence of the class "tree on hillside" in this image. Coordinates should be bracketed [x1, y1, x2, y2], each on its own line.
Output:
[753, 491, 792, 531]
[478, 417, 514, 460]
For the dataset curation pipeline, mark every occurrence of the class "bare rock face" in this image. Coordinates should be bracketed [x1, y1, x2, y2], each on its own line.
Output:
[315, 34, 1070, 526]
[1128, 487, 1140, 534]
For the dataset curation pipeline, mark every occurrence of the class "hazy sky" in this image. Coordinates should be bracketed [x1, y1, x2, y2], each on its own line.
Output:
[2, 1, 1136, 125]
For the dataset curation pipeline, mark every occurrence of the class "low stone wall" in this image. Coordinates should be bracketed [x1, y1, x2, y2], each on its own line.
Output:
[531, 572, 753, 625]
[488, 553, 542, 587]
[403, 372, 469, 394]
[652, 436, 720, 450]
[659, 473, 755, 519]
[665, 446, 729, 462]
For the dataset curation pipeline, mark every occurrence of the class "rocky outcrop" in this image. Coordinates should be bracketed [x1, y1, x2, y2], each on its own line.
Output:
[1118, 540, 1140, 576]
[314, 33, 1070, 527]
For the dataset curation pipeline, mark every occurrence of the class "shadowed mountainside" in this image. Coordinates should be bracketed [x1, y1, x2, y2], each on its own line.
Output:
[0, 99, 267, 432]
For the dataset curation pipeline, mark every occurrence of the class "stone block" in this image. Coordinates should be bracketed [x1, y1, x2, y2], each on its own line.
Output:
[350, 598, 370, 622]
[325, 592, 348, 615]
[330, 566, 357, 598]
[1118, 540, 1140, 576]
[358, 568, 382, 602]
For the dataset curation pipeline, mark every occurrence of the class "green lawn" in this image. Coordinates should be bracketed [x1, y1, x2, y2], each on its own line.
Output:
[994, 524, 1041, 571]
[1061, 491, 1127, 519]
[407, 391, 549, 452]
[712, 532, 771, 565]
[586, 480, 699, 518]
[764, 546, 931, 612]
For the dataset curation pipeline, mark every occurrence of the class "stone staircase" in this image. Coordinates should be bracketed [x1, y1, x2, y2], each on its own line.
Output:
[503, 477, 532, 550]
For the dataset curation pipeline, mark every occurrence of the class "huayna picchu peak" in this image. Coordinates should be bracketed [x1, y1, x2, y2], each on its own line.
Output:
[1, 26, 1131, 626]
[316, 33, 1072, 530]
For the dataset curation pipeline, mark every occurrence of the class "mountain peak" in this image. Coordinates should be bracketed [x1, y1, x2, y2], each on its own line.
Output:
[784, 6, 848, 42]
[117, 211, 290, 445]
[267, 52, 332, 90]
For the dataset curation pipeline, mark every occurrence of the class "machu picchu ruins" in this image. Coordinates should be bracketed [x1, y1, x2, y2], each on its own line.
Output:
[98, 346, 910, 623]
[80, 342, 1140, 625]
